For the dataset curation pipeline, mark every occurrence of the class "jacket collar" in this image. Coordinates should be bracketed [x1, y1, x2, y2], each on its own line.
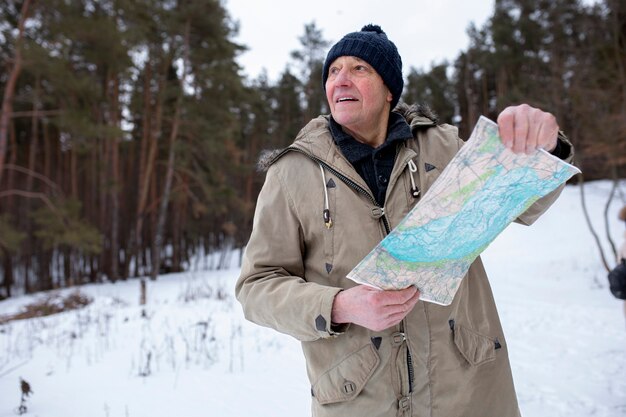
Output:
[256, 103, 438, 172]
[328, 112, 413, 165]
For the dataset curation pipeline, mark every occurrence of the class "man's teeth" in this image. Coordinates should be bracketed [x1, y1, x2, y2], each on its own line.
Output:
[338, 97, 356, 102]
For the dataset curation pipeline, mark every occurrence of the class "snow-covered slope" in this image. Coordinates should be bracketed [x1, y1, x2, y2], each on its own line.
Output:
[0, 181, 625, 417]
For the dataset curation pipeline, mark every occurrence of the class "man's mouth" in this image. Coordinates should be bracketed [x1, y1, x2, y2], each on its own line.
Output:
[336, 97, 358, 103]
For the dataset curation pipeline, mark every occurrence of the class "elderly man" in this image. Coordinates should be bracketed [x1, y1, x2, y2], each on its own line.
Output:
[236, 24, 573, 417]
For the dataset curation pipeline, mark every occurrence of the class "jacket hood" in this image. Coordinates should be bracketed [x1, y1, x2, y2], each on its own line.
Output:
[256, 102, 438, 172]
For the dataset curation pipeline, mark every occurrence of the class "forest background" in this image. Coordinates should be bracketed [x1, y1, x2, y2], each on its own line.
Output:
[0, 0, 624, 298]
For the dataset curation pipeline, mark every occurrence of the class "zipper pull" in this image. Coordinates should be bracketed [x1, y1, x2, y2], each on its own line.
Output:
[323, 209, 333, 229]
[319, 164, 333, 229]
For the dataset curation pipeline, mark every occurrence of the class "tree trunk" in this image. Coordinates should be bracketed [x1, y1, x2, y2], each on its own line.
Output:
[2, 250, 13, 298]
[64, 247, 72, 287]
[25, 78, 39, 291]
[5, 122, 18, 211]
[89, 127, 98, 278]
[150, 21, 189, 281]
[124, 64, 152, 279]
[43, 121, 51, 183]
[26, 78, 40, 194]
[110, 75, 121, 281]
[150, 100, 181, 280]
[0, 0, 33, 184]
[127, 55, 169, 279]
[99, 133, 110, 279]
[464, 56, 477, 136]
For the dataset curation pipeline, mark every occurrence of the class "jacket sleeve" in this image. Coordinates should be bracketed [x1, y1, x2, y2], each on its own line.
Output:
[515, 133, 575, 226]
[235, 163, 344, 342]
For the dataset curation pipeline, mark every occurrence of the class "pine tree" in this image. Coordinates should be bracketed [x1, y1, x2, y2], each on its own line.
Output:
[290, 22, 330, 120]
[404, 63, 455, 123]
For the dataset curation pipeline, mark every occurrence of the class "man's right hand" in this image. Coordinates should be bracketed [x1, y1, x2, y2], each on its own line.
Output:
[331, 285, 420, 332]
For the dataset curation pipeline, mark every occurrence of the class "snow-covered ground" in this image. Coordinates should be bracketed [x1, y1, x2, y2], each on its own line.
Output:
[0, 181, 625, 417]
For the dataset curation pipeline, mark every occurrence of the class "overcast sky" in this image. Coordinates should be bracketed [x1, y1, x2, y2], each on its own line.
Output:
[224, 0, 495, 82]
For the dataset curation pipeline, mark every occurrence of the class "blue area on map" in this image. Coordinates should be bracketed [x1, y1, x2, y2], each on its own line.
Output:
[381, 164, 572, 263]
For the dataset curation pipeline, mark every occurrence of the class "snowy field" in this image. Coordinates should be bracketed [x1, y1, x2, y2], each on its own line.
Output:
[0, 181, 625, 417]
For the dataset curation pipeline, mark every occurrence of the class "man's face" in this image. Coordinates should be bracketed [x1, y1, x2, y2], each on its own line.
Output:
[325, 56, 392, 142]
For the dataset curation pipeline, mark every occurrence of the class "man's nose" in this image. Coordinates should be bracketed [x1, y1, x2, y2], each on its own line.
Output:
[334, 68, 352, 86]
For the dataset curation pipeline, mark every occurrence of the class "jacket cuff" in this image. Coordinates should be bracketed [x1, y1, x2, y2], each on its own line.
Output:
[549, 131, 573, 161]
[316, 287, 350, 338]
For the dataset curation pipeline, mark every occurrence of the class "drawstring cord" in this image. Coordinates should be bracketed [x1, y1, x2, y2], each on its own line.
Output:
[319, 164, 333, 228]
[318, 159, 418, 228]
[408, 160, 420, 198]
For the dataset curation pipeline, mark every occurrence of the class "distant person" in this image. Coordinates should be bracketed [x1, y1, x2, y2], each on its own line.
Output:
[236, 24, 573, 416]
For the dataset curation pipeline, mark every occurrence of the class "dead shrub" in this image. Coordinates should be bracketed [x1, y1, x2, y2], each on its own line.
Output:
[0, 290, 93, 324]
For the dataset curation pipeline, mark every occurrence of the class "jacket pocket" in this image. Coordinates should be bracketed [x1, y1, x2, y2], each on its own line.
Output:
[450, 320, 497, 366]
[312, 343, 380, 405]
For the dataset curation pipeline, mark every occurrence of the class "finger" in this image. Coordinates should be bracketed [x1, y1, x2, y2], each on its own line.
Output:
[512, 105, 530, 154]
[380, 286, 418, 306]
[383, 290, 420, 317]
[404, 289, 421, 308]
[497, 107, 515, 149]
[536, 114, 559, 152]
[525, 111, 541, 154]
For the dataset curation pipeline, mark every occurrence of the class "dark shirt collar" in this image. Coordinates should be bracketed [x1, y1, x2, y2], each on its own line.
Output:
[329, 112, 413, 165]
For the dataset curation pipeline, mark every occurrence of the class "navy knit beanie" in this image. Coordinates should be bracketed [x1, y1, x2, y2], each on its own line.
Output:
[322, 24, 403, 109]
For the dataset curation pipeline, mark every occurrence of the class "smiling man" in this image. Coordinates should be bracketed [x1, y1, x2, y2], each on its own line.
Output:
[236, 24, 573, 417]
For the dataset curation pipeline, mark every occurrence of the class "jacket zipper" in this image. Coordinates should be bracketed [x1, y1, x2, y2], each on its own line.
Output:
[407, 342, 414, 393]
[313, 147, 416, 394]
[395, 147, 417, 395]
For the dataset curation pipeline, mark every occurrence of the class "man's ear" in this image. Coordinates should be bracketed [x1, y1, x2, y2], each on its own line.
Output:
[387, 91, 393, 103]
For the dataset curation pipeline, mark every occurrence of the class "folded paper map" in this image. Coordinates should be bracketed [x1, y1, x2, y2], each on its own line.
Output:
[346, 116, 581, 305]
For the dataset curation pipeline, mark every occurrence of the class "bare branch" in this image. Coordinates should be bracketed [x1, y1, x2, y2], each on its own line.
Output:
[10, 110, 63, 118]
[3, 164, 63, 197]
[579, 176, 611, 272]
[0, 189, 65, 223]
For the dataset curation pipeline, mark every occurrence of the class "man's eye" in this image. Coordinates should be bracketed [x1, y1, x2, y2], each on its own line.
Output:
[329, 67, 340, 75]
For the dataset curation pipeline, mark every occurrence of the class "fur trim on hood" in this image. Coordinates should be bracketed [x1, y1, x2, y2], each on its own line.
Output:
[393, 102, 439, 125]
[257, 149, 284, 172]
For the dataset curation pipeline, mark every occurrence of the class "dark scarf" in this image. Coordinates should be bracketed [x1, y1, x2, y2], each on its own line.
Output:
[329, 112, 413, 206]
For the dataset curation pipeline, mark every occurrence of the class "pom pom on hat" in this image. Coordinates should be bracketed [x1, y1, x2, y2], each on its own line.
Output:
[322, 24, 403, 109]
[361, 24, 385, 34]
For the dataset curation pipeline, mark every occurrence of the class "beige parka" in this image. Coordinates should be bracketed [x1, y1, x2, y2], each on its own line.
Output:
[236, 105, 574, 417]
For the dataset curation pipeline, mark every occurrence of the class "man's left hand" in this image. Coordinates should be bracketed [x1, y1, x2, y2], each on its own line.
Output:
[497, 104, 559, 154]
